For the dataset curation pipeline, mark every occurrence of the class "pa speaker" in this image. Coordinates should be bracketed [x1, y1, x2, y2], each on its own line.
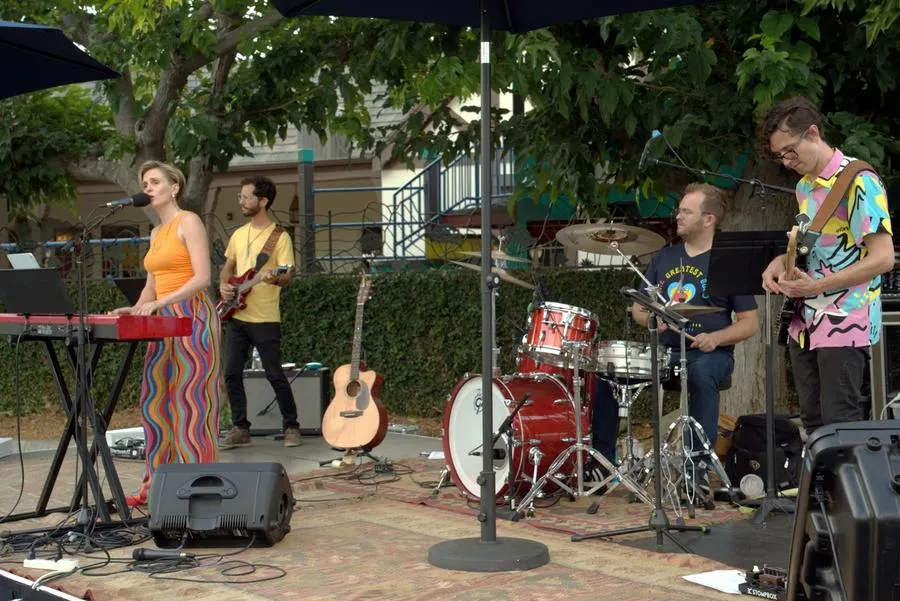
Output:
[148, 462, 293, 548]
[787, 421, 900, 601]
[244, 366, 330, 436]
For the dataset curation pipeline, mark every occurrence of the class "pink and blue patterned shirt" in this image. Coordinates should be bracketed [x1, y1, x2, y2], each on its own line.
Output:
[788, 149, 893, 349]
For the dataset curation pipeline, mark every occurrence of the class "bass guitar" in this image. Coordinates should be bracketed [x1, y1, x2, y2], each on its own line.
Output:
[322, 274, 388, 451]
[776, 225, 803, 345]
[217, 265, 292, 321]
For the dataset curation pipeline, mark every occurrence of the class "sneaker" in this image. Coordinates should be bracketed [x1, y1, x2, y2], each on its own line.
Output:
[219, 426, 252, 450]
[283, 427, 303, 448]
[583, 460, 611, 496]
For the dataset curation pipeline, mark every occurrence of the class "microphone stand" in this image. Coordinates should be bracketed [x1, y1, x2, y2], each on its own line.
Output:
[644, 157, 796, 197]
[69, 205, 132, 528]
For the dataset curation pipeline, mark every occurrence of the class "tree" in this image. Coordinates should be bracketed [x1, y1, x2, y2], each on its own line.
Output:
[362, 0, 899, 416]
[0, 1, 469, 221]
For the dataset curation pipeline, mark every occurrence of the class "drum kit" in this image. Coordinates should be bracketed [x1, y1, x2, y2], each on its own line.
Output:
[439, 222, 735, 518]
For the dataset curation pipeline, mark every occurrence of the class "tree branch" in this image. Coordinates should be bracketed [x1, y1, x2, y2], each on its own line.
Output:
[67, 157, 139, 194]
[181, 9, 285, 74]
[111, 66, 138, 137]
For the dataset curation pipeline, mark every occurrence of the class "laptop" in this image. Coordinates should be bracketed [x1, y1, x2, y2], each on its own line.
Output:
[7, 252, 41, 269]
[0, 269, 77, 315]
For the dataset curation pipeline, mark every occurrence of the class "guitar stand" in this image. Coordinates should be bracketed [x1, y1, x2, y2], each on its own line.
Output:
[319, 447, 384, 469]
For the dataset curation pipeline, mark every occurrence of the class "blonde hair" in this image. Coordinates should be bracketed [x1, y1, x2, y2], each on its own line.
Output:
[684, 182, 727, 225]
[139, 160, 186, 202]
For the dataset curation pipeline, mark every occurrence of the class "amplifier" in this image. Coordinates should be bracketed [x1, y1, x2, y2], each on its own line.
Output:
[882, 265, 900, 299]
[244, 366, 330, 436]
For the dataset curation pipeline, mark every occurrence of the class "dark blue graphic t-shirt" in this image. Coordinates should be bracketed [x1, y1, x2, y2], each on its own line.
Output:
[644, 243, 757, 352]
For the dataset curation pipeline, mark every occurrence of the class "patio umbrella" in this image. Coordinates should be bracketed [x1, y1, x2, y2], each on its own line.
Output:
[272, 0, 720, 572]
[0, 20, 119, 99]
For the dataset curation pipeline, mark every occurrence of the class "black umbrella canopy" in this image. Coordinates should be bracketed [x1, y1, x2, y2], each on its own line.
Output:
[271, 0, 717, 31]
[0, 20, 119, 100]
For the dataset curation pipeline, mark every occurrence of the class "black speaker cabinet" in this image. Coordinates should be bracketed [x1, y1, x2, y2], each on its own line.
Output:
[787, 421, 900, 601]
[244, 366, 330, 436]
[148, 462, 293, 548]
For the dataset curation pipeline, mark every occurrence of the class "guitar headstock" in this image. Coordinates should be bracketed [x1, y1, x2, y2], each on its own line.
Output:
[356, 274, 374, 305]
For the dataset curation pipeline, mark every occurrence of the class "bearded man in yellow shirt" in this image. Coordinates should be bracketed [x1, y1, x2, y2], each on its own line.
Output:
[218, 176, 302, 448]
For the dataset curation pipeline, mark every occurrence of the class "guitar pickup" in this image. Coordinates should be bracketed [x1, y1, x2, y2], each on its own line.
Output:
[339, 410, 364, 418]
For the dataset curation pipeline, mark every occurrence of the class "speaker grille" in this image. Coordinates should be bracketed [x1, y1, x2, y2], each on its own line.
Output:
[216, 514, 249, 530]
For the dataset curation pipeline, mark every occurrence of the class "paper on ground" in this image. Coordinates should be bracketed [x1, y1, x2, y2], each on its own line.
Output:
[682, 569, 744, 594]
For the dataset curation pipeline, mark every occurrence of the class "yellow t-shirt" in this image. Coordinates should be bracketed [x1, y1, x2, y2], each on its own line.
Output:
[224, 222, 294, 323]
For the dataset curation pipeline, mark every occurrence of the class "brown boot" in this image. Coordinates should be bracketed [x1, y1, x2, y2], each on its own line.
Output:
[283, 427, 303, 448]
[219, 426, 251, 450]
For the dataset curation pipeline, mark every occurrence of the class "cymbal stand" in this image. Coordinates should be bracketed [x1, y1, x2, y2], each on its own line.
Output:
[605, 379, 652, 476]
[513, 342, 654, 517]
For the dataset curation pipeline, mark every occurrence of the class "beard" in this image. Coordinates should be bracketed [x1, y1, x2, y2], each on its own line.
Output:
[241, 206, 261, 217]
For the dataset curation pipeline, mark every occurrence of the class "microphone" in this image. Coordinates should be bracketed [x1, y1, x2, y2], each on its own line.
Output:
[637, 129, 662, 171]
[132, 548, 196, 561]
[104, 192, 151, 209]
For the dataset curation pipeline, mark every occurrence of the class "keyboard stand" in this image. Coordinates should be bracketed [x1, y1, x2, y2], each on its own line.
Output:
[5, 336, 136, 526]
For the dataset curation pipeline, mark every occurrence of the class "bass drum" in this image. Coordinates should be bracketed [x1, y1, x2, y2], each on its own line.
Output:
[441, 372, 582, 501]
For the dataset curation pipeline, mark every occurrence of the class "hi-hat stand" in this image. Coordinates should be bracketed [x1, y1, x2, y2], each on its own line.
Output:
[572, 287, 710, 550]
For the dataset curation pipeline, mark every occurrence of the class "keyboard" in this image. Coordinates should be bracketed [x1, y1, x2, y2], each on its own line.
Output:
[0, 313, 192, 341]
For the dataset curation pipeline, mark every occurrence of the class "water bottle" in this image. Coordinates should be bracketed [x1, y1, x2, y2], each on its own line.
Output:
[251, 348, 262, 370]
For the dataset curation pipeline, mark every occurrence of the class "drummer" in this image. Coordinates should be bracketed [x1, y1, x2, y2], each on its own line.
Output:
[590, 182, 759, 504]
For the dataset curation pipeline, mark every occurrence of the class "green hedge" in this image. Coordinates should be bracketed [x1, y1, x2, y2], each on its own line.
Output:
[0, 269, 674, 420]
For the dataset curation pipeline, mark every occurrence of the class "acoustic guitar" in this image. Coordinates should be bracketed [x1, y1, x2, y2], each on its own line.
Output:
[217, 265, 292, 321]
[322, 274, 388, 451]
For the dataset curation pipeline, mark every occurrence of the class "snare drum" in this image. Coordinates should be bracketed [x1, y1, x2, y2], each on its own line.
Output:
[441, 372, 586, 501]
[593, 340, 671, 383]
[521, 302, 598, 368]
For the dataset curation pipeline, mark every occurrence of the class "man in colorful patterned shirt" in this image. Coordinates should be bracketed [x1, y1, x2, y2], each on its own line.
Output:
[760, 97, 894, 433]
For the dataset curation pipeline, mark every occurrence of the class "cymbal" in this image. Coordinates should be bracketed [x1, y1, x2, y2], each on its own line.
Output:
[555, 222, 665, 256]
[665, 303, 725, 316]
[459, 250, 531, 263]
[447, 260, 535, 290]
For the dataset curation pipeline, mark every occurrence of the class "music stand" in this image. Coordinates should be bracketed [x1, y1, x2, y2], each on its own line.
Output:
[0, 269, 76, 315]
[114, 277, 146, 305]
[707, 231, 795, 525]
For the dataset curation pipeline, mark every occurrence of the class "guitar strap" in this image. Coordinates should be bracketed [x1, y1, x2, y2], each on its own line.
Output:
[808, 160, 875, 233]
[253, 225, 285, 271]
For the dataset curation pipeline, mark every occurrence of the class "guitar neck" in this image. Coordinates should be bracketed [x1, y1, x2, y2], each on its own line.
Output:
[349, 300, 365, 382]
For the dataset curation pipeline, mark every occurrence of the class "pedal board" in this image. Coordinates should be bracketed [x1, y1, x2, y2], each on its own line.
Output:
[739, 565, 786, 600]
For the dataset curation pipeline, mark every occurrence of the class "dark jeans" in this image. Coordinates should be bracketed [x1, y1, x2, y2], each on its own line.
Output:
[593, 348, 734, 463]
[224, 319, 299, 431]
[789, 341, 868, 434]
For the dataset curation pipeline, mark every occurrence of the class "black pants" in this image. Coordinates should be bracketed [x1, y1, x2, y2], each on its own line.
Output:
[224, 319, 299, 430]
[789, 341, 868, 434]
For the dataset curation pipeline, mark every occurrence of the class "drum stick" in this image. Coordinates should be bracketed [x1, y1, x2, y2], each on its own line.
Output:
[665, 324, 697, 343]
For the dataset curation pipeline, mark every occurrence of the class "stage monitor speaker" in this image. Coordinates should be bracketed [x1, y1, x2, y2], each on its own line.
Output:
[786, 421, 900, 601]
[148, 462, 293, 548]
[244, 366, 330, 436]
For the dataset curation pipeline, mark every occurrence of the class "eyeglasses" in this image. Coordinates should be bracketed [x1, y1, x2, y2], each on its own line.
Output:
[238, 194, 258, 202]
[771, 131, 808, 162]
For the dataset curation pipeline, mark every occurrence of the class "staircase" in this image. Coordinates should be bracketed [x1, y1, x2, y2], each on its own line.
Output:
[387, 151, 515, 259]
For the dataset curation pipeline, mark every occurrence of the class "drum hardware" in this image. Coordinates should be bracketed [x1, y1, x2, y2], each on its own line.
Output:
[572, 286, 712, 549]
[513, 341, 654, 517]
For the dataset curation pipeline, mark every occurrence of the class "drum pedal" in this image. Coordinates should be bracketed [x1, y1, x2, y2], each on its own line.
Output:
[586, 501, 600, 515]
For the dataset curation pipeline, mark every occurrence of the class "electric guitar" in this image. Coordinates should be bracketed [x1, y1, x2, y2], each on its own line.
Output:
[776, 226, 803, 345]
[217, 265, 292, 321]
[321, 274, 388, 451]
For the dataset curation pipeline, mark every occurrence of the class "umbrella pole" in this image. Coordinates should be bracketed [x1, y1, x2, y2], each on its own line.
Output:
[428, 3, 549, 572]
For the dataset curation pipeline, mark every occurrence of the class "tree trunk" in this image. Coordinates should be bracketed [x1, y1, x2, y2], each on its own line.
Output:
[719, 160, 799, 418]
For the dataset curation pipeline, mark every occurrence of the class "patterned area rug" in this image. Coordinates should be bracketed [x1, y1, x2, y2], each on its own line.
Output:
[4, 456, 751, 601]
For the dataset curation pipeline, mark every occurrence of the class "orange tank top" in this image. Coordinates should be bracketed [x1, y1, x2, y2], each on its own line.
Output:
[144, 212, 193, 298]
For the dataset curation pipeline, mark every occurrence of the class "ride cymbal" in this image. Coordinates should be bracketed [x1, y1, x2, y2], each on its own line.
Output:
[555, 222, 665, 256]
[447, 260, 535, 290]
